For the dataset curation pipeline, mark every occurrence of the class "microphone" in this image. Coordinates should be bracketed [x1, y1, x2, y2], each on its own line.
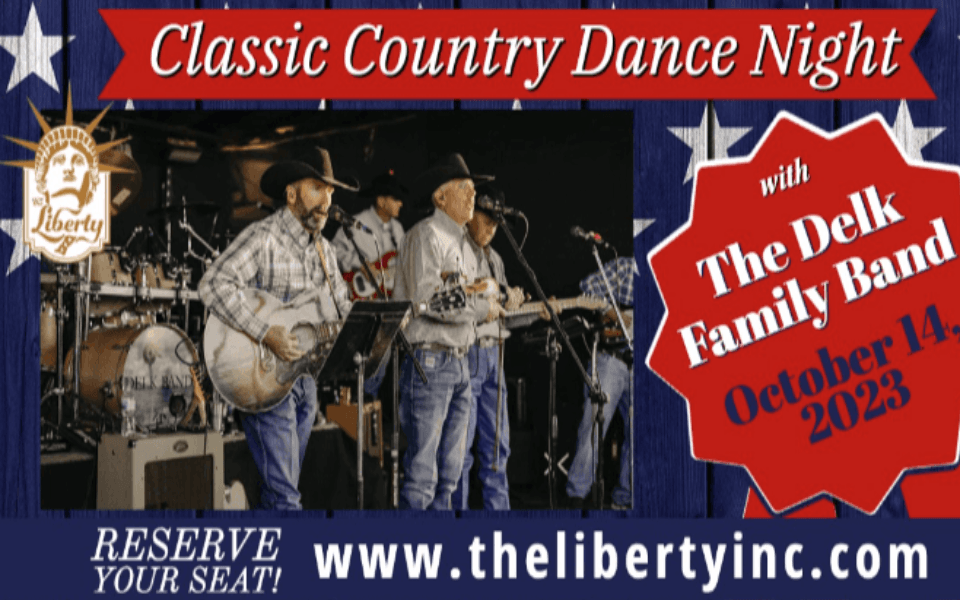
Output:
[328, 204, 373, 234]
[476, 194, 524, 218]
[570, 226, 613, 250]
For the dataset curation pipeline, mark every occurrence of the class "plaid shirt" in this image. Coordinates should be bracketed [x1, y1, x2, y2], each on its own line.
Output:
[580, 257, 635, 308]
[199, 207, 352, 343]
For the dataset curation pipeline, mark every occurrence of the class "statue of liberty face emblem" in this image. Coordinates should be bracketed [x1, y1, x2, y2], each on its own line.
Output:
[3, 87, 130, 263]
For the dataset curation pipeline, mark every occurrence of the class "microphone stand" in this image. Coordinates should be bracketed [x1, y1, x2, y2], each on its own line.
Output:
[341, 222, 427, 511]
[492, 210, 607, 509]
[589, 246, 633, 353]
[587, 244, 634, 509]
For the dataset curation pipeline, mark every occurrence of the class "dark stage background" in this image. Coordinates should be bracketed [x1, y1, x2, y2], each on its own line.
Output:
[49, 109, 633, 507]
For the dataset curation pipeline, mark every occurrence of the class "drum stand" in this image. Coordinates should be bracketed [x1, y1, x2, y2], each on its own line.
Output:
[180, 208, 220, 267]
[73, 259, 87, 423]
[53, 265, 69, 426]
[42, 262, 98, 452]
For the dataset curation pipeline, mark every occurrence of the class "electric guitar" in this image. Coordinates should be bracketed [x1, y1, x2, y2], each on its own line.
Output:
[503, 295, 609, 329]
[342, 250, 397, 300]
[204, 286, 465, 413]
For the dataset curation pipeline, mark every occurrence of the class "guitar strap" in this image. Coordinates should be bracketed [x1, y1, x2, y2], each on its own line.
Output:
[387, 222, 399, 253]
[315, 236, 344, 321]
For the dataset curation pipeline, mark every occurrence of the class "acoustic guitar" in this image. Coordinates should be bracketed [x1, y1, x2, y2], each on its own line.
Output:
[204, 286, 465, 413]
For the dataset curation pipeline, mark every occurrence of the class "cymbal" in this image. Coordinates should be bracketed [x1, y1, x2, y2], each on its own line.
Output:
[231, 201, 274, 222]
[100, 149, 142, 216]
[148, 200, 220, 216]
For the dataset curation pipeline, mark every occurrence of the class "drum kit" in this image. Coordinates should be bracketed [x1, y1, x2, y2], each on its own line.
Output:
[39, 172, 242, 449]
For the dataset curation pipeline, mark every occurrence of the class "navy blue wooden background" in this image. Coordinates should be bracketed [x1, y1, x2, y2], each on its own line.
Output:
[0, 0, 949, 521]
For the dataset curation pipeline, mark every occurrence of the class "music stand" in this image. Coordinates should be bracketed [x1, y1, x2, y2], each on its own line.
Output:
[315, 300, 412, 509]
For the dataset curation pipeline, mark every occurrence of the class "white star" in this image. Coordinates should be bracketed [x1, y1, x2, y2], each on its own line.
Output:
[124, 99, 135, 110]
[0, 4, 74, 93]
[611, 1, 616, 8]
[318, 99, 326, 110]
[634, 218, 655, 237]
[889, 99, 945, 161]
[669, 104, 751, 184]
[512, 99, 522, 111]
[0, 219, 36, 276]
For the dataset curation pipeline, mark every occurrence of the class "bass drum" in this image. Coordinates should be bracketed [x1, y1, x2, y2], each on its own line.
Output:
[66, 325, 199, 431]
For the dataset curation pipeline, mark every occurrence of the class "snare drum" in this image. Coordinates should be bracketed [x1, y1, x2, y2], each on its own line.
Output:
[65, 324, 199, 431]
[87, 248, 134, 317]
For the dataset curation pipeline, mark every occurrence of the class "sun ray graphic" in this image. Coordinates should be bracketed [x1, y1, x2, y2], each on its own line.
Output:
[2, 84, 133, 173]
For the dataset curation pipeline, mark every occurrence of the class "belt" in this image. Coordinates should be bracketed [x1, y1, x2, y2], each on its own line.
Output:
[412, 342, 469, 359]
[475, 337, 502, 349]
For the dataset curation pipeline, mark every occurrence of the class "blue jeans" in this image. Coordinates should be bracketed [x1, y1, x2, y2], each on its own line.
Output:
[453, 344, 511, 510]
[363, 358, 388, 398]
[398, 348, 471, 510]
[242, 376, 318, 510]
[566, 352, 632, 506]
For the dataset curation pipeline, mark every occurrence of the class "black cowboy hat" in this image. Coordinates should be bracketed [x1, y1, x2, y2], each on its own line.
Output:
[260, 147, 359, 202]
[412, 153, 494, 206]
[474, 182, 506, 218]
[359, 170, 409, 201]
[473, 182, 518, 231]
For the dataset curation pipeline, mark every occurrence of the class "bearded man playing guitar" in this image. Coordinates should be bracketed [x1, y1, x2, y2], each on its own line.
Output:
[199, 148, 356, 510]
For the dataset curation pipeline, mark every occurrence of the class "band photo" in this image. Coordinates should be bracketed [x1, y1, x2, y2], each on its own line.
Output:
[37, 109, 633, 512]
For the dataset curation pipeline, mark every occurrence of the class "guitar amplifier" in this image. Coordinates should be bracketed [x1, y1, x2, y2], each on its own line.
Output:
[97, 432, 225, 510]
[326, 401, 384, 467]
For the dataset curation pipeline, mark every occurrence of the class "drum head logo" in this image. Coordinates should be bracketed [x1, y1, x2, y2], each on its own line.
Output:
[3, 87, 131, 263]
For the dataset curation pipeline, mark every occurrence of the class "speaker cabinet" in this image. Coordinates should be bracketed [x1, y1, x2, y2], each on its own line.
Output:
[97, 432, 225, 510]
[326, 401, 384, 467]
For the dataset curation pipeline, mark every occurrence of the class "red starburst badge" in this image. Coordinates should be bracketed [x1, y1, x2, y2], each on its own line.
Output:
[647, 113, 960, 514]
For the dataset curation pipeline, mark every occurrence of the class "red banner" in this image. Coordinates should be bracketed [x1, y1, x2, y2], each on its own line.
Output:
[99, 9, 934, 101]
